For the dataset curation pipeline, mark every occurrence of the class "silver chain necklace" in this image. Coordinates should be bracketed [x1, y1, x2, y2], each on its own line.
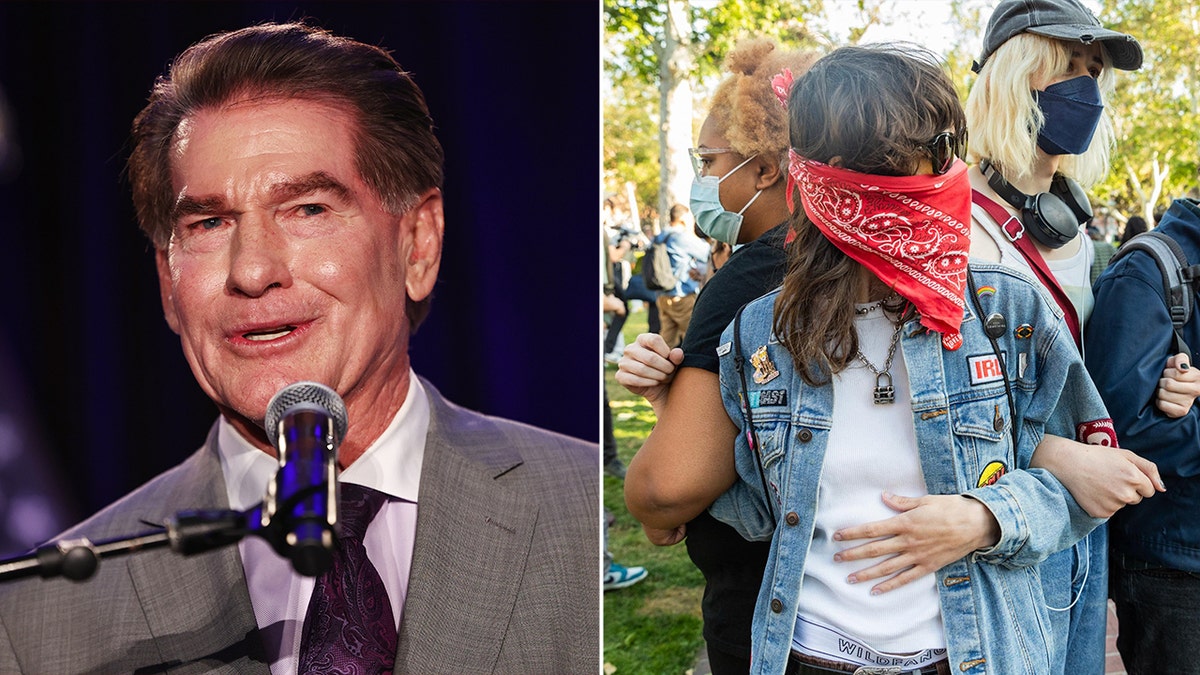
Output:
[855, 315, 904, 404]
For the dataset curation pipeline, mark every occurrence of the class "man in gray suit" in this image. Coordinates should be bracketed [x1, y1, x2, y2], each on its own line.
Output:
[0, 22, 598, 675]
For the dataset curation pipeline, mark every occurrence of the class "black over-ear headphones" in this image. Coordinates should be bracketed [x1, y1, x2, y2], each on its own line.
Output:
[980, 158, 1093, 249]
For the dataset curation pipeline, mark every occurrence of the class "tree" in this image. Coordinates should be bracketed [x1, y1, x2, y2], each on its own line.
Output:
[659, 0, 694, 228]
[1097, 0, 1200, 222]
[605, 0, 691, 228]
[603, 79, 659, 226]
[604, 0, 826, 229]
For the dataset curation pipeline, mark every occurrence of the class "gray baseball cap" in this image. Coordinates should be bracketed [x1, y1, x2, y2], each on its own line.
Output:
[973, 0, 1143, 73]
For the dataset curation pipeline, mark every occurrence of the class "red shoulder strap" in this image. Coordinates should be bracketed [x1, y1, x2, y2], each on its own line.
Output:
[971, 190, 1082, 348]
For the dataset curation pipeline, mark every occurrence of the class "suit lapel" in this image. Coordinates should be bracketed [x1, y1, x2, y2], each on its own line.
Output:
[395, 381, 538, 674]
[127, 426, 271, 674]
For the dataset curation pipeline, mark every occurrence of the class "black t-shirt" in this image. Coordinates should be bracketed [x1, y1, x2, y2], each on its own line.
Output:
[680, 223, 790, 372]
[676, 222, 789, 659]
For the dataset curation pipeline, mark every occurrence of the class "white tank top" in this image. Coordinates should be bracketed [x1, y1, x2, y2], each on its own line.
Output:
[792, 307, 945, 668]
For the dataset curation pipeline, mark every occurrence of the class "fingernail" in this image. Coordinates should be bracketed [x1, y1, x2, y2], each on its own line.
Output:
[1181, 362, 1190, 371]
[1158, 479, 1167, 491]
[832, 532, 843, 541]
[846, 575, 857, 584]
[833, 552, 842, 562]
[870, 589, 882, 596]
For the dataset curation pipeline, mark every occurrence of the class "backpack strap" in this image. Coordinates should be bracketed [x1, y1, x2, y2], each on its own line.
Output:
[972, 190, 1083, 348]
[731, 305, 777, 528]
[1110, 231, 1200, 357]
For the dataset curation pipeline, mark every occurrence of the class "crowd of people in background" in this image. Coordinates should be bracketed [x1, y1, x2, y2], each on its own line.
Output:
[604, 199, 734, 362]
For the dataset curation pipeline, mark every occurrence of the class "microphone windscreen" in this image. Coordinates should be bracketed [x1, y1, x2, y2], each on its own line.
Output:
[264, 382, 349, 449]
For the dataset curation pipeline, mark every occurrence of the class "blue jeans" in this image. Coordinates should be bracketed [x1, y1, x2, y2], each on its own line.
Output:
[1046, 528, 1107, 675]
[623, 274, 660, 303]
[1111, 553, 1200, 675]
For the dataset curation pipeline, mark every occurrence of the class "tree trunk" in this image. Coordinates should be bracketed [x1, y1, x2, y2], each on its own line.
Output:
[1146, 153, 1173, 225]
[657, 0, 693, 231]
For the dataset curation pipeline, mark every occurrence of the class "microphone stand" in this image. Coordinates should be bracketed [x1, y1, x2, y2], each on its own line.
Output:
[0, 485, 330, 583]
[1, 384, 344, 584]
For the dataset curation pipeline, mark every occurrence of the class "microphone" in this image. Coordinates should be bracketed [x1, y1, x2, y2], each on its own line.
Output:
[263, 381, 349, 576]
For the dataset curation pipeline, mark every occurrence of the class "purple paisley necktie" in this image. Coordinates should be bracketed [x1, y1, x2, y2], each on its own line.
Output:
[297, 482, 397, 675]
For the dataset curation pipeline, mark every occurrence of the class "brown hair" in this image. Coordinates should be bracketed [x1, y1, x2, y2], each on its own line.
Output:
[773, 44, 965, 384]
[127, 21, 444, 329]
[668, 203, 690, 223]
[707, 38, 819, 166]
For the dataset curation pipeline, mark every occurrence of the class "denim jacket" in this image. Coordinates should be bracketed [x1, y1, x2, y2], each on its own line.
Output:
[710, 262, 1108, 675]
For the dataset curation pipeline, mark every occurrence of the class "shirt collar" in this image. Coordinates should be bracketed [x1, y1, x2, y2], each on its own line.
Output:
[216, 370, 429, 511]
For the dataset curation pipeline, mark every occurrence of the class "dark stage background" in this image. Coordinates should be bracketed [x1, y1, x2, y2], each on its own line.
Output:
[0, 1, 599, 554]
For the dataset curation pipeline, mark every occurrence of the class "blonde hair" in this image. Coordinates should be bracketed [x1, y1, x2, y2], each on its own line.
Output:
[965, 33, 1116, 187]
[706, 38, 819, 165]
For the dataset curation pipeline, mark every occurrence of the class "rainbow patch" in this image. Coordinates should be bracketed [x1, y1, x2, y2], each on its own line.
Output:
[975, 285, 997, 298]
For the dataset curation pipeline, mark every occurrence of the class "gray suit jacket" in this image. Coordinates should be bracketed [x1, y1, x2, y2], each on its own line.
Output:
[0, 380, 598, 674]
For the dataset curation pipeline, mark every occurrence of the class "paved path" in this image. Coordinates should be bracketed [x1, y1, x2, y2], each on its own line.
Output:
[691, 600, 1127, 675]
[1106, 599, 1127, 674]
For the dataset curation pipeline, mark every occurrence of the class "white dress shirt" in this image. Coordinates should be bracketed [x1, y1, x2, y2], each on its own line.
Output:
[215, 372, 428, 675]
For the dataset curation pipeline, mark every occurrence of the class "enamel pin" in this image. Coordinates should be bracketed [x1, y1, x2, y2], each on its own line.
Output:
[750, 345, 780, 384]
[942, 331, 963, 351]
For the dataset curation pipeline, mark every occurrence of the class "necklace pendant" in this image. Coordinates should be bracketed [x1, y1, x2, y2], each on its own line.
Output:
[873, 372, 895, 405]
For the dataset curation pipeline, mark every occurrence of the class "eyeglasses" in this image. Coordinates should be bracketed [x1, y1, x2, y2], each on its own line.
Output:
[926, 131, 968, 175]
[688, 147, 734, 177]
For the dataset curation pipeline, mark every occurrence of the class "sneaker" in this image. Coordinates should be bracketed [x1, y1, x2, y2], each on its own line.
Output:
[604, 457, 627, 479]
[603, 349, 623, 365]
[603, 562, 648, 591]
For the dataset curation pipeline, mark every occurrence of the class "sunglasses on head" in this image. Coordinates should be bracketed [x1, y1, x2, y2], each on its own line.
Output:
[926, 131, 968, 175]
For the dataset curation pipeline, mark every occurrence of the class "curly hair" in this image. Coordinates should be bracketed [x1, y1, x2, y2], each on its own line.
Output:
[966, 33, 1116, 187]
[705, 38, 819, 166]
[773, 44, 963, 385]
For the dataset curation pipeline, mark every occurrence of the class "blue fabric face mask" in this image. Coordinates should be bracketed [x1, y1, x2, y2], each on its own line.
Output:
[690, 154, 761, 245]
[1035, 75, 1104, 156]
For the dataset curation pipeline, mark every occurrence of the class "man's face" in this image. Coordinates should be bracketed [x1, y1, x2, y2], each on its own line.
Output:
[156, 97, 442, 448]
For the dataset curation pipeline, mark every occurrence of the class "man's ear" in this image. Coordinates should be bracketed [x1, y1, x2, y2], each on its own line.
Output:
[756, 155, 784, 191]
[403, 187, 444, 303]
[155, 248, 181, 335]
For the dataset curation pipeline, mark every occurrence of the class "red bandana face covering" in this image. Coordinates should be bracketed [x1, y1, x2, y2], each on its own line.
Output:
[787, 151, 972, 337]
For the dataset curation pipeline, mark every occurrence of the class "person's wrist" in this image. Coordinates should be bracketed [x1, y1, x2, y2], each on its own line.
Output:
[964, 496, 1001, 550]
[647, 393, 668, 415]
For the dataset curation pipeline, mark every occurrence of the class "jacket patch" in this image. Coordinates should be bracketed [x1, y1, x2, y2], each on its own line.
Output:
[977, 461, 1007, 488]
[968, 353, 1005, 385]
[1077, 419, 1118, 447]
[751, 345, 780, 384]
[749, 389, 788, 408]
[716, 341, 732, 357]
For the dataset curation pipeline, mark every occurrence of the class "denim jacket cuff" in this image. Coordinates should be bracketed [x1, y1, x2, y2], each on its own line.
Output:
[963, 485, 1028, 563]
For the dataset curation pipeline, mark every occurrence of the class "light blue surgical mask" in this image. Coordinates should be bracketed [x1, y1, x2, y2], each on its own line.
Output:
[690, 154, 762, 245]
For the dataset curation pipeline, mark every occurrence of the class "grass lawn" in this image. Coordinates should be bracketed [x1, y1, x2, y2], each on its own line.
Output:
[604, 306, 706, 675]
